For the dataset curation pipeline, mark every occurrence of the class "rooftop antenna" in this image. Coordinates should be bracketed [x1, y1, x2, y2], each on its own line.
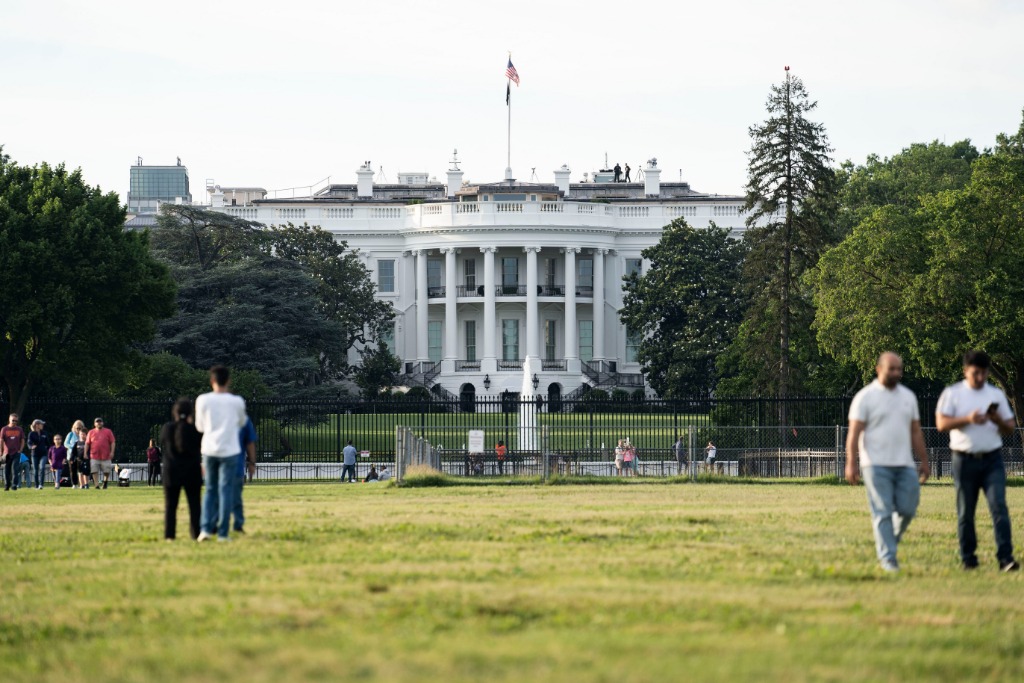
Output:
[376, 165, 388, 183]
[604, 152, 608, 169]
[530, 167, 538, 182]
[679, 169, 682, 182]
[136, 156, 143, 166]
[449, 148, 461, 171]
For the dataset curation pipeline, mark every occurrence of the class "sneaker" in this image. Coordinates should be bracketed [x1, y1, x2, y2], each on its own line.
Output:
[216, 536, 232, 543]
[880, 560, 900, 573]
[962, 558, 979, 571]
[1000, 560, 1020, 572]
[196, 531, 213, 542]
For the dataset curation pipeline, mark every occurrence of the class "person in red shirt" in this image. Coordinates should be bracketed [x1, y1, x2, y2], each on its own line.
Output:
[495, 440, 507, 476]
[2, 413, 26, 491]
[85, 417, 117, 490]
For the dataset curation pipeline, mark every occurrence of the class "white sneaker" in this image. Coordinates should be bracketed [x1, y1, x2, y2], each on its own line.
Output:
[196, 531, 213, 542]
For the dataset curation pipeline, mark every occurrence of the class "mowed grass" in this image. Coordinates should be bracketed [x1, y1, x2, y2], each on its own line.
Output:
[2, 482, 1023, 682]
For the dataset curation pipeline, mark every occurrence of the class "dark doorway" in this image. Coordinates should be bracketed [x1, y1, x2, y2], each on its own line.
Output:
[547, 382, 563, 413]
[459, 383, 476, 413]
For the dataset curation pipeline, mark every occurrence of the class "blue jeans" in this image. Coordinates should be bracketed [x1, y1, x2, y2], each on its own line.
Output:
[341, 464, 356, 482]
[231, 474, 245, 531]
[862, 466, 920, 566]
[201, 455, 239, 538]
[953, 451, 1015, 565]
[31, 453, 47, 487]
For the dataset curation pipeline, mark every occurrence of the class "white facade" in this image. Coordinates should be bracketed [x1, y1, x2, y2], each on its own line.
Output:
[210, 159, 747, 402]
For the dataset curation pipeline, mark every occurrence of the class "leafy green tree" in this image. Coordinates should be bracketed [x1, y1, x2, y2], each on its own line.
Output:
[149, 206, 347, 399]
[619, 219, 746, 397]
[724, 70, 838, 399]
[0, 150, 177, 412]
[352, 343, 402, 400]
[811, 117, 1024, 414]
[259, 222, 394, 377]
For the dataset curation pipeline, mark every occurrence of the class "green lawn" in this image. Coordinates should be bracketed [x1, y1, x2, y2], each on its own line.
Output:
[2, 481, 1022, 682]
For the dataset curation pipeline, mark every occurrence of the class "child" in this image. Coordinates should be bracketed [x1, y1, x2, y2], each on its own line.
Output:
[48, 434, 67, 489]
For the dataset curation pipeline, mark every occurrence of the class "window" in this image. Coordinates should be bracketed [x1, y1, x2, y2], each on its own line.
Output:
[545, 258, 557, 287]
[502, 257, 519, 291]
[578, 320, 593, 362]
[464, 259, 476, 289]
[578, 258, 593, 288]
[379, 325, 395, 352]
[377, 259, 395, 293]
[545, 320, 557, 361]
[625, 258, 642, 277]
[427, 259, 442, 290]
[428, 321, 442, 363]
[502, 319, 519, 360]
[465, 320, 476, 361]
[626, 328, 641, 363]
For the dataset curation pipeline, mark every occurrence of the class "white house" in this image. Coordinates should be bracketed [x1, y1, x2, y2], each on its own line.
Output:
[209, 155, 747, 404]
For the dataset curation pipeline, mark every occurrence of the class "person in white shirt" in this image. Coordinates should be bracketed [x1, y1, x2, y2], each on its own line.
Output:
[846, 352, 930, 573]
[936, 350, 1019, 572]
[195, 365, 247, 542]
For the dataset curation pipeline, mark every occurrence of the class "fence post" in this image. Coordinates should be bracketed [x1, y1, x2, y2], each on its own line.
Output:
[688, 430, 695, 481]
[835, 425, 841, 479]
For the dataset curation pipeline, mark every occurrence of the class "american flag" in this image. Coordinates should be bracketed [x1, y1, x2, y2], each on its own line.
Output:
[505, 58, 520, 86]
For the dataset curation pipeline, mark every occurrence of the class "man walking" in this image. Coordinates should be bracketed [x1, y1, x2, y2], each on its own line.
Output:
[673, 434, 684, 475]
[2, 414, 25, 491]
[85, 417, 116, 490]
[846, 352, 930, 572]
[936, 350, 1019, 571]
[195, 365, 247, 542]
[341, 440, 357, 483]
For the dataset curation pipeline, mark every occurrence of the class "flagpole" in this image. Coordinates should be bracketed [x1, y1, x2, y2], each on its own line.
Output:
[507, 76, 512, 175]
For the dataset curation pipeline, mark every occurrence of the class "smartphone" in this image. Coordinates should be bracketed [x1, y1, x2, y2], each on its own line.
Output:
[988, 402, 999, 414]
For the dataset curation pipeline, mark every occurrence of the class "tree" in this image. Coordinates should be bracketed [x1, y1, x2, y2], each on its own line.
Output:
[811, 116, 1024, 414]
[724, 70, 838, 399]
[149, 206, 348, 399]
[619, 219, 746, 397]
[259, 222, 394, 378]
[352, 343, 401, 400]
[0, 150, 177, 412]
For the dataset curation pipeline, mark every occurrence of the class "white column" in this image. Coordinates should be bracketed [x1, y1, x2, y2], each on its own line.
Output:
[415, 250, 428, 362]
[481, 247, 497, 373]
[564, 247, 579, 372]
[525, 247, 540, 360]
[593, 249, 606, 361]
[443, 248, 457, 371]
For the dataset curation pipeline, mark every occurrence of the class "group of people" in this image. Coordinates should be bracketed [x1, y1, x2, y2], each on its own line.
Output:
[847, 350, 1019, 573]
[614, 438, 639, 476]
[161, 364, 257, 542]
[1, 415, 117, 490]
[341, 439, 391, 482]
[612, 163, 632, 183]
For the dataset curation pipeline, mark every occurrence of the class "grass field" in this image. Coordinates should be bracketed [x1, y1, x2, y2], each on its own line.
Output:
[2, 481, 1023, 682]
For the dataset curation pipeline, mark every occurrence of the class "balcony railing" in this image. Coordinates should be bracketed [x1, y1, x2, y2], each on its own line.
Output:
[427, 286, 445, 298]
[457, 285, 483, 297]
[455, 360, 481, 372]
[540, 284, 564, 296]
[576, 285, 594, 297]
[542, 360, 567, 371]
[497, 359, 524, 371]
[497, 284, 527, 296]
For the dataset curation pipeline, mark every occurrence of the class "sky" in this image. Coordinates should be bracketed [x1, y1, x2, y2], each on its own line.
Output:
[3, 0, 1023, 205]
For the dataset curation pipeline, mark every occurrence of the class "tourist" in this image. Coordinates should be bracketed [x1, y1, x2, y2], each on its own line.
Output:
[48, 434, 67, 489]
[365, 465, 379, 482]
[160, 398, 203, 541]
[85, 417, 116, 490]
[341, 440, 357, 483]
[66, 421, 90, 489]
[14, 453, 30, 489]
[705, 441, 717, 472]
[623, 439, 635, 477]
[936, 350, 1020, 571]
[614, 439, 624, 477]
[232, 416, 258, 534]
[845, 352, 930, 573]
[146, 439, 162, 486]
[673, 434, 685, 475]
[495, 440, 507, 475]
[27, 419, 50, 490]
[195, 365, 248, 542]
[624, 163, 632, 182]
[379, 464, 392, 481]
[2, 413, 26, 491]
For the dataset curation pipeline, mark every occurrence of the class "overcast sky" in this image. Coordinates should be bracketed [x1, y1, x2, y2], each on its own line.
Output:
[3, 0, 1023, 204]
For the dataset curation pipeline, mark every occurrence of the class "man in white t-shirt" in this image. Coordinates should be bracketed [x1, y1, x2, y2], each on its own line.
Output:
[195, 365, 247, 542]
[846, 352, 930, 572]
[936, 350, 1019, 572]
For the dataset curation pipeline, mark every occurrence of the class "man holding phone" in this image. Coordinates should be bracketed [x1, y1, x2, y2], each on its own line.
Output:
[936, 350, 1019, 571]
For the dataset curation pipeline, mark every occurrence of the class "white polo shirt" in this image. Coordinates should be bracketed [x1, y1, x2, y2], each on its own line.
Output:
[936, 380, 1014, 454]
[848, 381, 920, 468]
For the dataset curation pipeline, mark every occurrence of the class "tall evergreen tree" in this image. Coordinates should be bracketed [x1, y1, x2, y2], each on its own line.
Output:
[723, 69, 837, 399]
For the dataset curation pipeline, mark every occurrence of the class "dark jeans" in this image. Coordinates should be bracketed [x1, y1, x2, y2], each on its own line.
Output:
[148, 461, 161, 486]
[164, 460, 202, 540]
[3, 456, 14, 488]
[31, 453, 47, 486]
[341, 464, 356, 482]
[953, 450, 1015, 565]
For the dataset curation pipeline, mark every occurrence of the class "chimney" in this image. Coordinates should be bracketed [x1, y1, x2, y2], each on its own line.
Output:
[553, 164, 571, 195]
[644, 158, 661, 197]
[446, 148, 463, 198]
[356, 161, 374, 198]
[211, 185, 224, 207]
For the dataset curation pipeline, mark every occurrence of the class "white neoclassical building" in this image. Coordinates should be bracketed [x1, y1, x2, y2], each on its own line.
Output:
[208, 156, 746, 403]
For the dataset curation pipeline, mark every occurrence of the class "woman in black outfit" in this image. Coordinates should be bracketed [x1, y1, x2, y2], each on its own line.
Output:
[160, 398, 203, 540]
